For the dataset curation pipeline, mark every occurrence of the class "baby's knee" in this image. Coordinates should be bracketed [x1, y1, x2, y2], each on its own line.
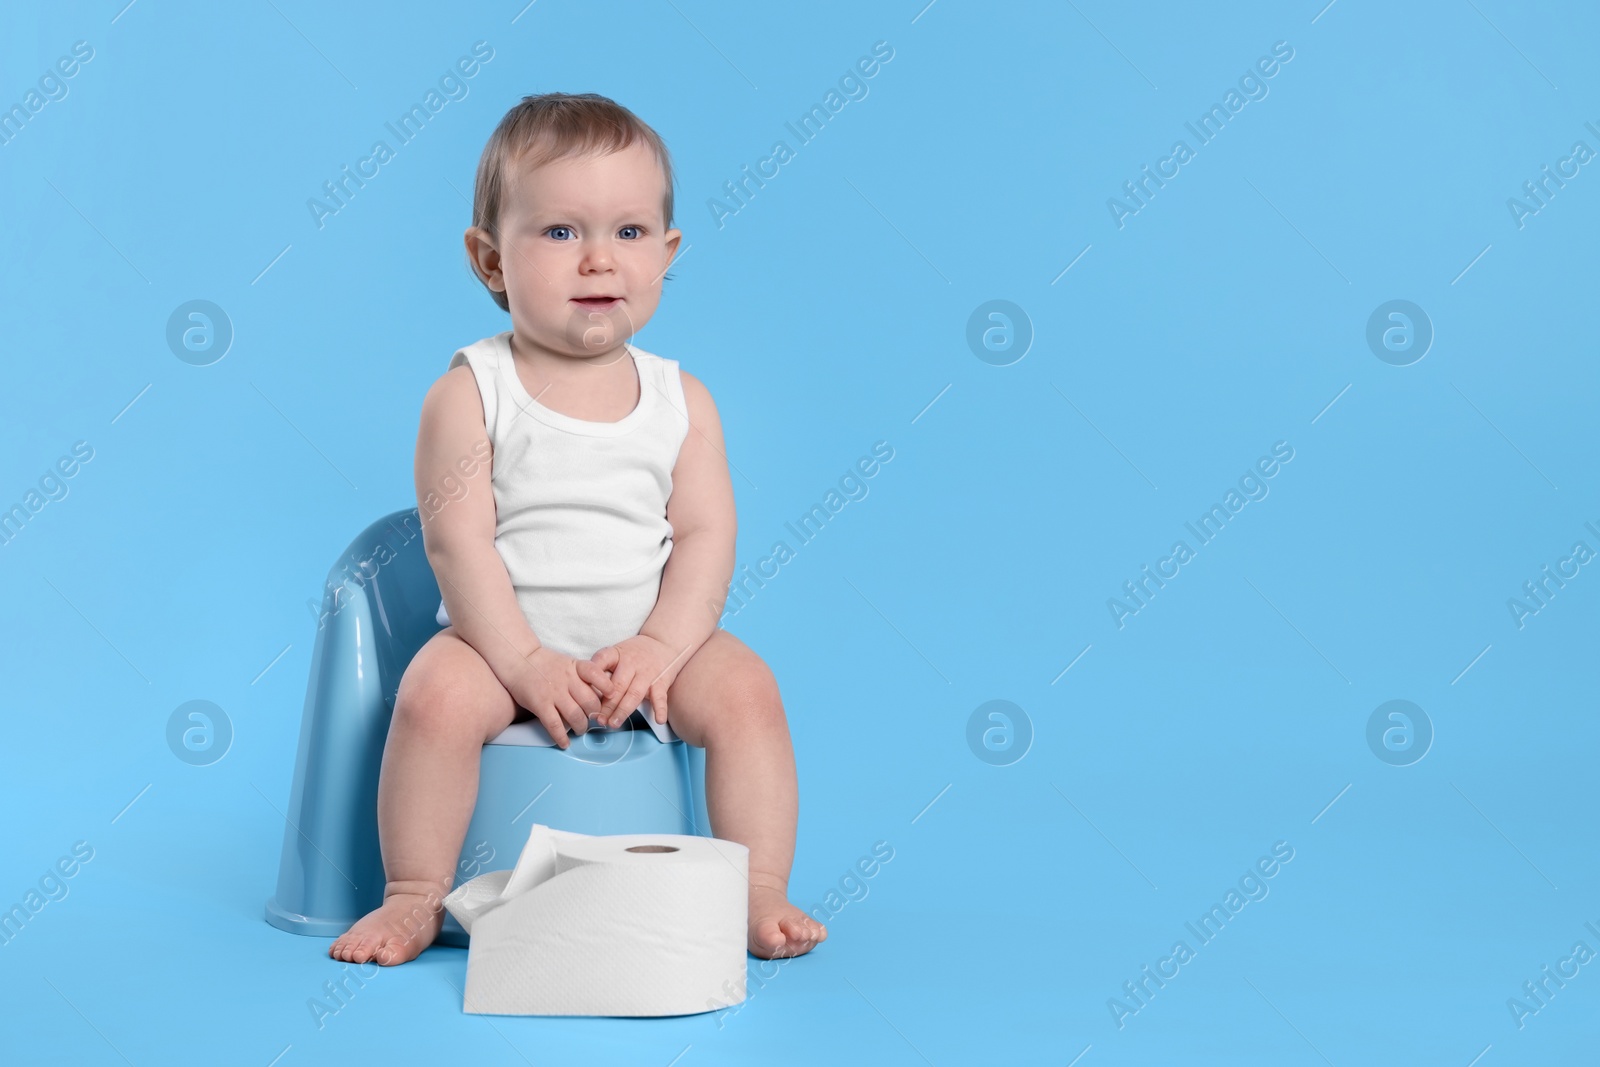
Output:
[394, 671, 463, 735]
[395, 652, 507, 740]
[717, 659, 784, 722]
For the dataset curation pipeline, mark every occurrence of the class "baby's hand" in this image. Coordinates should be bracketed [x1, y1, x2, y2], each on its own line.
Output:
[589, 635, 686, 728]
[507, 646, 616, 750]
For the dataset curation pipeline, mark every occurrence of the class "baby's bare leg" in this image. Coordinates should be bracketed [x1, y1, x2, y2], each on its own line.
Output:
[665, 630, 828, 959]
[329, 628, 519, 966]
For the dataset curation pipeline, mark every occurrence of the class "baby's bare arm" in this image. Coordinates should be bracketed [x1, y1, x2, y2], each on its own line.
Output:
[415, 365, 548, 689]
[639, 370, 737, 657]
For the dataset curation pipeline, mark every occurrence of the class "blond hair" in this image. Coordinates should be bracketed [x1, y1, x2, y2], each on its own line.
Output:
[469, 92, 676, 310]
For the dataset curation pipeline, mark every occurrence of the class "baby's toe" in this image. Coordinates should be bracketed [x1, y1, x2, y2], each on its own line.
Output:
[358, 929, 400, 965]
[779, 914, 816, 945]
[333, 933, 366, 962]
[750, 917, 789, 956]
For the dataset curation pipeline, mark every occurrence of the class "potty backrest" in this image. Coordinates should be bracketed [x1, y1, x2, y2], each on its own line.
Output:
[269, 507, 444, 924]
[321, 507, 441, 710]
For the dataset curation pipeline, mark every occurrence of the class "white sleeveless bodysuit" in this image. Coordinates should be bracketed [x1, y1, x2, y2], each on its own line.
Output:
[434, 330, 690, 674]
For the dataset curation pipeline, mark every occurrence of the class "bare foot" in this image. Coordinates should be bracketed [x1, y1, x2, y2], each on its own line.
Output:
[748, 885, 827, 959]
[328, 887, 446, 966]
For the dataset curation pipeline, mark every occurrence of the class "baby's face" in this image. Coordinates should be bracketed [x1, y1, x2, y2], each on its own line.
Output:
[487, 140, 681, 359]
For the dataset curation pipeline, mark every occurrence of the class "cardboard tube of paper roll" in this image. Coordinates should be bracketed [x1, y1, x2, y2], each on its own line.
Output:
[443, 823, 749, 1017]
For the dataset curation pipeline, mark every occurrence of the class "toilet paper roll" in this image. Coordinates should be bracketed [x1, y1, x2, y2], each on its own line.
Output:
[443, 823, 749, 1017]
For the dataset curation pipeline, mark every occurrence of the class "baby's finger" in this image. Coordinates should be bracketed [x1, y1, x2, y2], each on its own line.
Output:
[535, 705, 571, 750]
[601, 663, 637, 719]
[649, 680, 669, 724]
[588, 658, 615, 713]
[612, 679, 649, 728]
[608, 671, 640, 729]
[570, 676, 604, 720]
[575, 658, 614, 697]
[554, 693, 590, 738]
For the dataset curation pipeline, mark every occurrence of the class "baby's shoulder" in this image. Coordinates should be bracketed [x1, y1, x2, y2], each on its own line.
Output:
[681, 371, 716, 419]
[419, 361, 486, 434]
[427, 360, 479, 401]
[670, 365, 719, 425]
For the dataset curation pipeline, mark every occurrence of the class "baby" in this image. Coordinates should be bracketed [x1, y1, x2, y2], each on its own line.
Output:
[330, 92, 827, 966]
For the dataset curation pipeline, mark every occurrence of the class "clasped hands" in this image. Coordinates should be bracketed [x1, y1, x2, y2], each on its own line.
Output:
[509, 635, 686, 750]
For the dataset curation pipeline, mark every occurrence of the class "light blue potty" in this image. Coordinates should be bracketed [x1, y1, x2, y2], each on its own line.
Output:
[265, 508, 710, 948]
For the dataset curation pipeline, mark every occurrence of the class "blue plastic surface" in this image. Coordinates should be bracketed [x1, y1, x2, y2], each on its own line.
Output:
[264, 509, 709, 947]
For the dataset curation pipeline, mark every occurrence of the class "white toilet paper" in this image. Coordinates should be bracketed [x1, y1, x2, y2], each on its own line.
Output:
[443, 823, 750, 1017]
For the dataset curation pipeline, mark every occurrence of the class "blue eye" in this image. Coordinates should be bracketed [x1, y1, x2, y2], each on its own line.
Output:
[619, 226, 642, 239]
[547, 226, 574, 241]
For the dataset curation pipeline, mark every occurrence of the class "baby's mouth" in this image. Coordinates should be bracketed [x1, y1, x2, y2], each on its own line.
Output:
[572, 296, 622, 310]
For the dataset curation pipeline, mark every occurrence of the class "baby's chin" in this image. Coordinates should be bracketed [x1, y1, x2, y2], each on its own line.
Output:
[555, 298, 640, 354]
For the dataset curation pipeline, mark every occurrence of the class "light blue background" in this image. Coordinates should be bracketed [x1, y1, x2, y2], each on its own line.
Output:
[3, 1, 1597, 1064]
